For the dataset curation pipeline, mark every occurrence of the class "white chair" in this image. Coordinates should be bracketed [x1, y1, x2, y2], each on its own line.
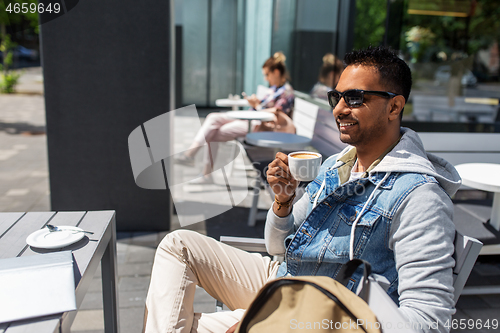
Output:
[453, 198, 500, 295]
[452, 230, 483, 302]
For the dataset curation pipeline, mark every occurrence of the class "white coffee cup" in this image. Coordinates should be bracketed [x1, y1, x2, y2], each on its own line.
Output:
[288, 151, 322, 181]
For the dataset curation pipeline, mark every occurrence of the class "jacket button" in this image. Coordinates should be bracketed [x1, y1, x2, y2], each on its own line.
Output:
[350, 211, 357, 222]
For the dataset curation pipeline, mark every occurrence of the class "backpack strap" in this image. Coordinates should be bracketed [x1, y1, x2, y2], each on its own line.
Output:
[336, 259, 372, 301]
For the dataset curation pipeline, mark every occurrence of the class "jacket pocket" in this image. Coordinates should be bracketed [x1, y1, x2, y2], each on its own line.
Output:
[324, 204, 381, 259]
[338, 203, 381, 227]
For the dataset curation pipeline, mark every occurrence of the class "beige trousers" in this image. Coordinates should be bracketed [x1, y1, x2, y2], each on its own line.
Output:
[191, 112, 260, 174]
[144, 230, 280, 333]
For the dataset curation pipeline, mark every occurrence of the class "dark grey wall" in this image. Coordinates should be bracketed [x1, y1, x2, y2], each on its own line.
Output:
[335, 0, 356, 59]
[292, 31, 335, 93]
[291, 0, 356, 93]
[40, 0, 173, 231]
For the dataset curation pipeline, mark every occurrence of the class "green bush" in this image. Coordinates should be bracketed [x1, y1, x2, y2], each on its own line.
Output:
[0, 72, 21, 93]
[0, 34, 20, 93]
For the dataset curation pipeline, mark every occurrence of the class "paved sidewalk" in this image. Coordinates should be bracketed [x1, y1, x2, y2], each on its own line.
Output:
[13, 66, 44, 95]
[1, 69, 499, 332]
[0, 94, 49, 212]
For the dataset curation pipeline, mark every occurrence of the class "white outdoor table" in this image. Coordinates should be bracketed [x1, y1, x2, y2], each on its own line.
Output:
[226, 111, 275, 133]
[0, 211, 119, 333]
[455, 163, 500, 231]
[215, 99, 250, 110]
[245, 132, 311, 151]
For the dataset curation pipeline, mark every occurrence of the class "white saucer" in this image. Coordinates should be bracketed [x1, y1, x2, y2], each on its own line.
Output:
[26, 226, 86, 249]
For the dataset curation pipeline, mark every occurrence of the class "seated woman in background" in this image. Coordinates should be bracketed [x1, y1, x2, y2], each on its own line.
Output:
[175, 51, 294, 184]
[309, 53, 344, 100]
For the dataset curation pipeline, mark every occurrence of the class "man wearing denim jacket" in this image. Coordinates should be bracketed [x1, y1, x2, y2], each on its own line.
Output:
[143, 46, 460, 333]
[266, 46, 461, 333]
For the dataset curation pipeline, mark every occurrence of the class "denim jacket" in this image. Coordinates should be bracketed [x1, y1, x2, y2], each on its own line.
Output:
[277, 157, 440, 303]
[267, 128, 461, 332]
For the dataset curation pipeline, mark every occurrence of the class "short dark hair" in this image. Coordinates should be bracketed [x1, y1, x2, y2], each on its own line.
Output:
[344, 46, 412, 115]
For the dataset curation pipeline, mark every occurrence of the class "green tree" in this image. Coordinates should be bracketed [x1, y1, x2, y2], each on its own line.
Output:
[354, 0, 387, 50]
[0, 0, 39, 36]
[469, 1, 500, 53]
[399, 0, 500, 80]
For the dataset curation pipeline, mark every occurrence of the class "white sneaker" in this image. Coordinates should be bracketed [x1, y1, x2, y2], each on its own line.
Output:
[175, 154, 195, 167]
[188, 175, 214, 185]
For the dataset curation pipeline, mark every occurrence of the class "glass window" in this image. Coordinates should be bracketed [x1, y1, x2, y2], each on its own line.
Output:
[354, 0, 387, 50]
[397, 0, 500, 133]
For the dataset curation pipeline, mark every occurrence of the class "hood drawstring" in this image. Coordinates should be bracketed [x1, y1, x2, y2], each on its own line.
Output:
[349, 172, 391, 260]
[312, 180, 326, 209]
[311, 162, 390, 260]
[312, 160, 343, 209]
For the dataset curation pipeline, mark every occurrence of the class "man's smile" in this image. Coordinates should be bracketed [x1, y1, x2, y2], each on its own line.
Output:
[337, 118, 358, 131]
[338, 122, 356, 127]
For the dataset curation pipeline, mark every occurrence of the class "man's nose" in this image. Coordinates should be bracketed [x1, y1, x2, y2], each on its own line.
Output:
[332, 100, 350, 118]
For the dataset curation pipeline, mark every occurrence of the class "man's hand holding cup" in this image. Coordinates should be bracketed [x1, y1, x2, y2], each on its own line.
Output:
[267, 151, 322, 216]
[267, 152, 299, 216]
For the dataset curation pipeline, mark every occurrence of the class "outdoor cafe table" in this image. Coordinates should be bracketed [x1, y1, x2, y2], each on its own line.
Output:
[245, 131, 311, 151]
[0, 211, 119, 333]
[455, 163, 500, 231]
[215, 98, 250, 110]
[226, 110, 275, 133]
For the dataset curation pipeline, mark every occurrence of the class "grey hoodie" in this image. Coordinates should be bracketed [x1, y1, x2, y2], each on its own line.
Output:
[265, 127, 462, 333]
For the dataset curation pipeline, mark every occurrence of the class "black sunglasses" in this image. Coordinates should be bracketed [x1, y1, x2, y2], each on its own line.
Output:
[327, 89, 400, 108]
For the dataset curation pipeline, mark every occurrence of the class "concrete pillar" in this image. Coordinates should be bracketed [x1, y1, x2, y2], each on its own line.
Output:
[40, 0, 174, 231]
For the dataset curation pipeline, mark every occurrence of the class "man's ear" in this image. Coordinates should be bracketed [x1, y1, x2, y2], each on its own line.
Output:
[388, 95, 405, 121]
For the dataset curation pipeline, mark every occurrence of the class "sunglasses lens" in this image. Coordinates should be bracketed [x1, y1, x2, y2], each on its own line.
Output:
[345, 91, 363, 107]
[328, 92, 341, 108]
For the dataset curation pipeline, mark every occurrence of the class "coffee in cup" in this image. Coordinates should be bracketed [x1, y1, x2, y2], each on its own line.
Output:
[288, 151, 322, 181]
[290, 153, 318, 159]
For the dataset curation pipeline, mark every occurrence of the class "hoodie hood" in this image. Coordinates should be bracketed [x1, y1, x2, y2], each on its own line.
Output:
[336, 127, 462, 196]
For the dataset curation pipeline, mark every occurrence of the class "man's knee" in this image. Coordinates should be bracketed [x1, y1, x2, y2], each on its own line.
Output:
[156, 230, 209, 268]
[158, 229, 203, 251]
